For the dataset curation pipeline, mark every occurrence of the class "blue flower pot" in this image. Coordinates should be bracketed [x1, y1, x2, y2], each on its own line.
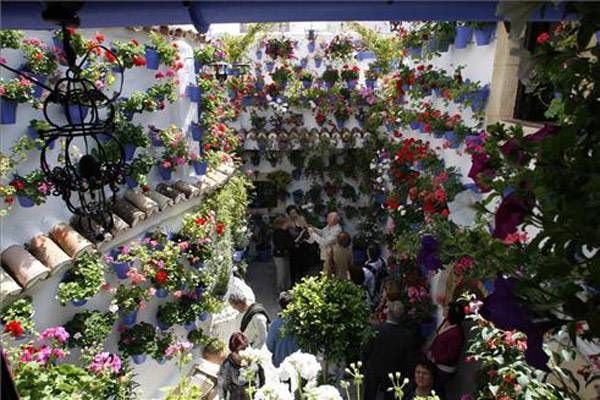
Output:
[413, 161, 425, 171]
[463, 183, 480, 193]
[155, 287, 168, 298]
[184, 321, 196, 331]
[255, 50, 263, 59]
[474, 25, 495, 46]
[314, 58, 322, 68]
[373, 192, 386, 204]
[190, 124, 203, 141]
[355, 50, 375, 61]
[409, 121, 420, 130]
[302, 80, 312, 89]
[444, 131, 460, 148]
[145, 48, 160, 69]
[300, 59, 308, 69]
[307, 41, 315, 53]
[352, 248, 367, 265]
[436, 40, 450, 53]
[1, 99, 17, 125]
[132, 354, 146, 364]
[465, 134, 482, 147]
[242, 96, 253, 107]
[156, 318, 171, 331]
[195, 285, 205, 297]
[265, 61, 274, 73]
[409, 223, 423, 232]
[123, 144, 136, 161]
[66, 105, 89, 124]
[158, 167, 172, 181]
[255, 82, 264, 91]
[53, 36, 63, 50]
[454, 26, 473, 49]
[336, 118, 346, 130]
[198, 311, 209, 321]
[17, 195, 34, 208]
[192, 160, 208, 176]
[24, 73, 46, 98]
[194, 60, 203, 74]
[433, 131, 444, 139]
[346, 80, 357, 90]
[365, 79, 376, 90]
[408, 47, 422, 58]
[112, 261, 130, 279]
[125, 177, 138, 189]
[432, 88, 441, 97]
[233, 250, 245, 263]
[291, 169, 302, 181]
[72, 299, 87, 307]
[187, 85, 201, 103]
[385, 124, 394, 132]
[121, 310, 138, 326]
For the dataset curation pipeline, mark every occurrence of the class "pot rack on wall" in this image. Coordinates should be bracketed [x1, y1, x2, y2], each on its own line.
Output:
[0, 2, 128, 240]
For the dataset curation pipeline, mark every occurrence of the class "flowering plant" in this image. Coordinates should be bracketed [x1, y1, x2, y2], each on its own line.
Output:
[320, 68, 340, 85]
[112, 284, 150, 313]
[265, 37, 295, 60]
[157, 125, 191, 171]
[110, 38, 146, 68]
[118, 321, 157, 357]
[146, 32, 179, 67]
[139, 241, 188, 291]
[325, 35, 354, 60]
[270, 64, 293, 86]
[88, 352, 122, 376]
[340, 65, 360, 81]
[10, 170, 51, 205]
[64, 310, 115, 349]
[115, 120, 150, 148]
[56, 252, 106, 305]
[21, 38, 58, 76]
[153, 330, 175, 360]
[0, 29, 24, 48]
[53, 27, 88, 56]
[1, 296, 34, 337]
[333, 102, 352, 121]
[128, 154, 155, 187]
[193, 43, 216, 64]
[0, 77, 33, 102]
[157, 301, 182, 326]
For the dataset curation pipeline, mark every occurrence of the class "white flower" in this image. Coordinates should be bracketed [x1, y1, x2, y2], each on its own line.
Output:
[108, 304, 119, 313]
[73, 332, 82, 340]
[278, 351, 321, 391]
[305, 385, 342, 400]
[254, 382, 294, 400]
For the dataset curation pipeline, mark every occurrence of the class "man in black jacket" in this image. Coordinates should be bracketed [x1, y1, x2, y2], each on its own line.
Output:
[362, 300, 416, 400]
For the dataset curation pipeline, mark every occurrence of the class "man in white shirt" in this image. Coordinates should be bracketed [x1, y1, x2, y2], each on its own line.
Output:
[309, 212, 342, 263]
[228, 292, 270, 349]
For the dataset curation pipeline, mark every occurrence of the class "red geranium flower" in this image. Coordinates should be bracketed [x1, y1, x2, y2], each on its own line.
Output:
[155, 270, 168, 285]
[94, 32, 105, 43]
[4, 196, 14, 205]
[536, 32, 550, 45]
[4, 320, 24, 337]
[215, 222, 225, 236]
[132, 55, 146, 66]
[195, 217, 207, 225]
[10, 180, 25, 191]
[104, 49, 116, 63]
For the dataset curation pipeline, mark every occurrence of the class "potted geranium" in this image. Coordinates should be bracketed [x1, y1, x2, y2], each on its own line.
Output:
[1, 296, 34, 339]
[156, 125, 190, 180]
[10, 170, 51, 208]
[299, 70, 313, 89]
[265, 37, 295, 60]
[64, 310, 115, 349]
[110, 39, 146, 69]
[126, 154, 155, 189]
[56, 252, 106, 306]
[0, 29, 24, 49]
[320, 68, 339, 89]
[113, 284, 149, 326]
[118, 322, 158, 364]
[270, 65, 292, 88]
[325, 34, 354, 60]
[178, 296, 202, 331]
[189, 152, 208, 176]
[27, 119, 55, 150]
[156, 301, 181, 330]
[144, 32, 178, 70]
[193, 43, 216, 73]
[340, 65, 360, 89]
[20, 38, 58, 98]
[115, 121, 149, 161]
[105, 244, 135, 279]
[333, 102, 352, 130]
[0, 77, 33, 124]
[153, 330, 175, 363]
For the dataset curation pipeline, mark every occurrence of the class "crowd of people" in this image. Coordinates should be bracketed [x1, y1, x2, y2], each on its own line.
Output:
[190, 206, 467, 399]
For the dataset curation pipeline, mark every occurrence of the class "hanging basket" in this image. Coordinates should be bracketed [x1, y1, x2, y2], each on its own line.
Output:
[454, 26, 473, 49]
[474, 25, 495, 46]
[1, 99, 18, 125]
[145, 48, 160, 69]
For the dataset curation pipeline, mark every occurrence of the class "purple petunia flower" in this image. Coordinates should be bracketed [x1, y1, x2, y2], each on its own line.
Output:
[493, 190, 534, 240]
[467, 153, 495, 193]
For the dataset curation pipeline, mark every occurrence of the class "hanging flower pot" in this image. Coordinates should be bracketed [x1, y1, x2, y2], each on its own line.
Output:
[242, 96, 253, 107]
[187, 84, 201, 103]
[155, 287, 168, 298]
[336, 118, 347, 130]
[255, 81, 264, 91]
[346, 79, 358, 90]
[307, 41, 316, 53]
[365, 79, 376, 90]
[465, 134, 482, 147]
[444, 131, 460, 149]
[302, 80, 312, 89]
[433, 130, 444, 139]
[123, 144, 136, 161]
[194, 60, 203, 74]
[198, 311, 209, 321]
[190, 124, 203, 141]
[17, 195, 35, 208]
[132, 354, 147, 364]
[66, 105, 89, 124]
[255, 49, 263, 59]
[121, 309, 138, 326]
[184, 321, 196, 331]
[71, 299, 87, 307]
[144, 48, 160, 69]
[233, 250, 245, 263]
[454, 26, 473, 49]
[112, 261, 131, 279]
[125, 176, 138, 189]
[156, 317, 171, 331]
[314, 58, 322, 68]
[158, 167, 172, 181]
[373, 192, 386, 205]
[1, 99, 18, 125]
[474, 25, 495, 46]
[265, 61, 274, 73]
[431, 88, 441, 97]
[409, 121, 421, 131]
[192, 160, 208, 176]
[408, 47, 422, 58]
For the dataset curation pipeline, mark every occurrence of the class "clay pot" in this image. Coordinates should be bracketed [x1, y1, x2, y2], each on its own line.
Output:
[114, 199, 146, 227]
[49, 223, 94, 258]
[124, 190, 159, 217]
[110, 214, 130, 236]
[27, 234, 72, 275]
[174, 180, 201, 198]
[156, 183, 186, 204]
[0, 268, 22, 301]
[72, 217, 114, 244]
[2, 245, 50, 288]
[145, 191, 174, 211]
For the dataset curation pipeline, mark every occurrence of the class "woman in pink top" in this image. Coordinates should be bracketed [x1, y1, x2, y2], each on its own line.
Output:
[427, 301, 465, 398]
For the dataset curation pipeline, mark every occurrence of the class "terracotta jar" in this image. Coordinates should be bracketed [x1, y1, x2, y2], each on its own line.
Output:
[174, 180, 201, 199]
[72, 217, 114, 245]
[156, 183, 186, 204]
[114, 199, 146, 227]
[111, 214, 130, 236]
[27, 234, 72, 275]
[145, 191, 174, 211]
[1, 245, 50, 288]
[124, 190, 159, 217]
[48, 223, 94, 258]
[0, 267, 22, 301]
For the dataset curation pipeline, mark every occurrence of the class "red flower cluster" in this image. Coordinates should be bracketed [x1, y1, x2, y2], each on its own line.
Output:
[215, 222, 225, 236]
[4, 320, 24, 337]
[132, 55, 146, 66]
[155, 270, 168, 285]
[10, 179, 25, 191]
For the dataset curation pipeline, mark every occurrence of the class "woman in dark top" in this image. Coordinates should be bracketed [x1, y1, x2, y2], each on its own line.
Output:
[285, 205, 311, 284]
[272, 216, 293, 292]
[426, 301, 466, 398]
